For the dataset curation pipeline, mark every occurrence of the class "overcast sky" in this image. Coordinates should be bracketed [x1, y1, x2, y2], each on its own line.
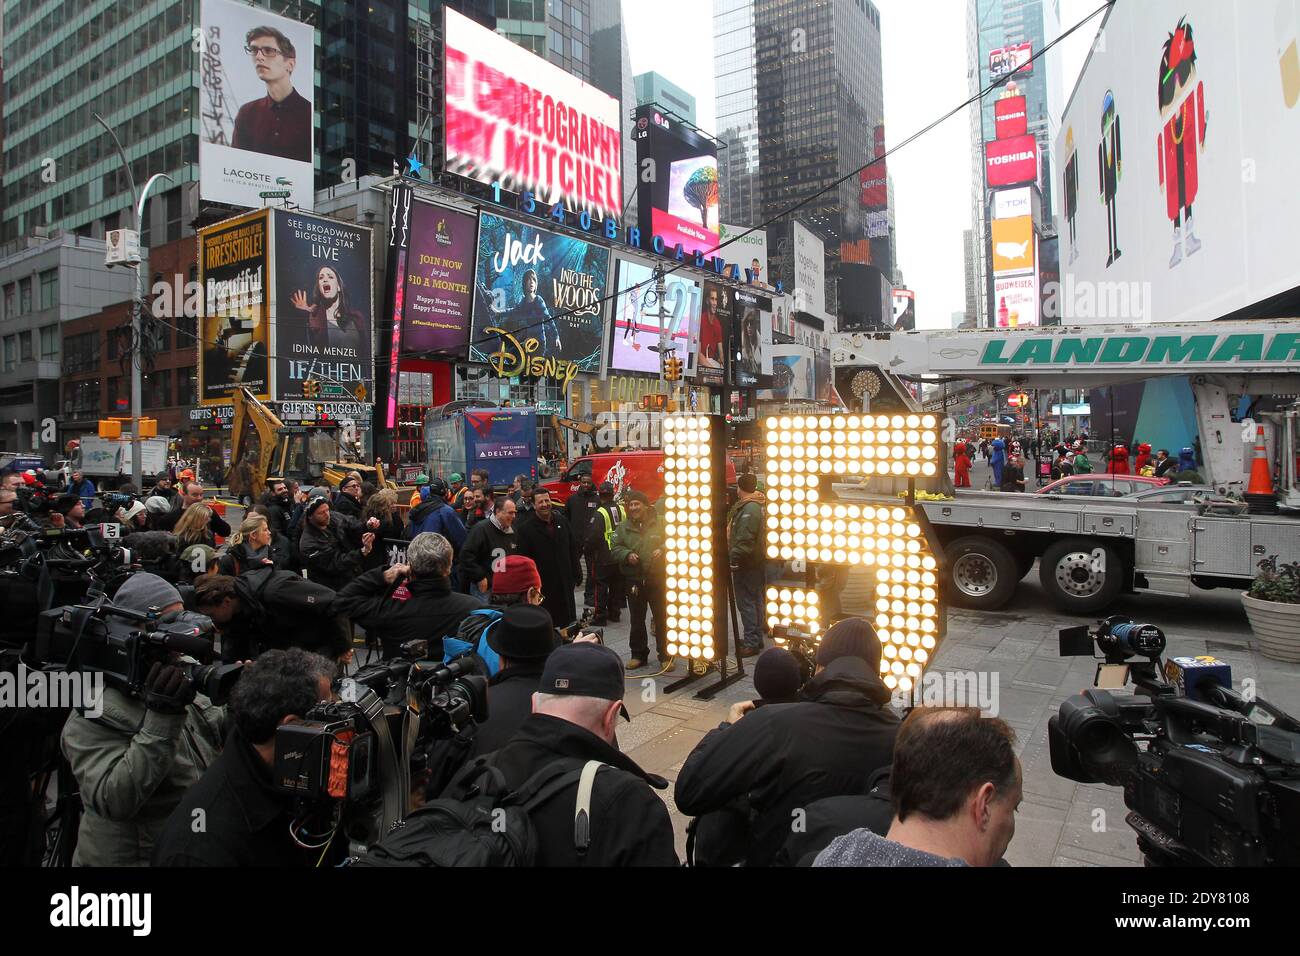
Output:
[622, 0, 1105, 329]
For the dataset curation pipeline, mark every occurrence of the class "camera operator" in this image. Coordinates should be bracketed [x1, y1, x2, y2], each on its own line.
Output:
[332, 532, 482, 660]
[674, 618, 900, 867]
[48, 494, 86, 531]
[59, 573, 227, 866]
[814, 708, 1021, 867]
[440, 642, 677, 866]
[152, 648, 340, 867]
[193, 571, 351, 664]
[299, 495, 381, 593]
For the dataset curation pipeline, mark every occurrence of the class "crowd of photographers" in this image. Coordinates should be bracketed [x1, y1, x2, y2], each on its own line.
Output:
[0, 463, 1023, 869]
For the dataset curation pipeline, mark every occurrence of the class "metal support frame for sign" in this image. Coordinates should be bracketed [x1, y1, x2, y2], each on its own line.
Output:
[661, 414, 748, 699]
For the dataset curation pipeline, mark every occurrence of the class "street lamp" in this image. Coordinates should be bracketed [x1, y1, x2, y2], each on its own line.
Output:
[93, 112, 173, 490]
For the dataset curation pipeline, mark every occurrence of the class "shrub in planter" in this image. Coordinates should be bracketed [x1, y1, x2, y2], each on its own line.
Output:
[1242, 556, 1300, 663]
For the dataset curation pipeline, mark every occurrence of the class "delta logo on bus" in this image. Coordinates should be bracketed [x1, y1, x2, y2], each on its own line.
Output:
[985, 134, 1038, 188]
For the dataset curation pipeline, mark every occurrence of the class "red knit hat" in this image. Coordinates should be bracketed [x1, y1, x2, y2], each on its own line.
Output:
[492, 555, 542, 595]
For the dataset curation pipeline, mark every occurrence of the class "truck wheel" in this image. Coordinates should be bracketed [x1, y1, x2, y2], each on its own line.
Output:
[945, 536, 1019, 610]
[1039, 539, 1123, 614]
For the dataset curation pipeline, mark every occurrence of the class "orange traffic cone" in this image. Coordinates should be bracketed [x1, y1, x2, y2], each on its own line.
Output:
[1246, 424, 1278, 514]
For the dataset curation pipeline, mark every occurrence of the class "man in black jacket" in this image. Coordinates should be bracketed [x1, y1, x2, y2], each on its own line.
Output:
[443, 642, 677, 866]
[332, 474, 365, 521]
[332, 532, 482, 659]
[299, 495, 380, 592]
[674, 618, 900, 866]
[469, 604, 560, 756]
[565, 474, 600, 607]
[193, 569, 351, 662]
[258, 479, 294, 537]
[515, 489, 579, 630]
[155, 481, 232, 538]
[459, 497, 519, 600]
[152, 648, 341, 866]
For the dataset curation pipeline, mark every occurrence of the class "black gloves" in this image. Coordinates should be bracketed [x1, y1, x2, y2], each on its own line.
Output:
[143, 661, 196, 714]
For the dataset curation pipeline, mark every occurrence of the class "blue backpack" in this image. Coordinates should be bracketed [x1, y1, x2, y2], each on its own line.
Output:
[442, 608, 503, 677]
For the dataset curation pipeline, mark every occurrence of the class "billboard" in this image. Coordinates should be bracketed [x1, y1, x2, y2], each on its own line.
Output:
[609, 257, 701, 375]
[758, 346, 815, 401]
[718, 222, 770, 288]
[995, 95, 1028, 139]
[994, 273, 1040, 329]
[985, 134, 1039, 188]
[989, 41, 1033, 80]
[792, 221, 828, 317]
[443, 8, 622, 221]
[633, 105, 719, 258]
[400, 202, 478, 356]
[1058, 1, 1300, 325]
[991, 185, 1034, 221]
[992, 216, 1036, 275]
[198, 210, 271, 405]
[696, 282, 731, 385]
[272, 210, 373, 403]
[732, 288, 773, 387]
[199, 0, 314, 210]
[470, 212, 611, 377]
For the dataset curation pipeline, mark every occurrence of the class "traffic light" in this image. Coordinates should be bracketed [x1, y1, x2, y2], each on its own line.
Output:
[303, 379, 320, 398]
[663, 354, 682, 382]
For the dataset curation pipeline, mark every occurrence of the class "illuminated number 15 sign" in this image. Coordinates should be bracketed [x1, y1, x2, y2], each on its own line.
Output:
[662, 413, 945, 694]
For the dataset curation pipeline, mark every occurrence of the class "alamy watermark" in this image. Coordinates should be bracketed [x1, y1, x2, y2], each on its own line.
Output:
[1042, 277, 1154, 324]
[891, 669, 1000, 715]
[0, 663, 103, 718]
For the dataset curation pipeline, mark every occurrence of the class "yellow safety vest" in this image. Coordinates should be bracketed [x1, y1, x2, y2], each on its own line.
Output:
[598, 504, 625, 548]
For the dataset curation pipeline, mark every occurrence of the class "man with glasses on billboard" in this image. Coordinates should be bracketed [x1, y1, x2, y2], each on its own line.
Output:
[233, 26, 311, 163]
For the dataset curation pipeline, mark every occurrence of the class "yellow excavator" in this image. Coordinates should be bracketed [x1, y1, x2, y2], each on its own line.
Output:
[226, 386, 392, 503]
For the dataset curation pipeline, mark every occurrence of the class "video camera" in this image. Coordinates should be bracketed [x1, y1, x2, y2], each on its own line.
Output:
[30, 593, 243, 705]
[1048, 615, 1300, 866]
[272, 640, 488, 813]
[0, 523, 136, 647]
[771, 621, 818, 686]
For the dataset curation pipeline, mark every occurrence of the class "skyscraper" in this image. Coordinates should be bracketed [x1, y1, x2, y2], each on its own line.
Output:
[967, 0, 1063, 326]
[752, 0, 888, 315]
[635, 72, 697, 125]
[713, 0, 760, 229]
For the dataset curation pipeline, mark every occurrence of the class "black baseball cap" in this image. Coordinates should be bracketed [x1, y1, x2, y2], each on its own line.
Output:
[598, 481, 615, 495]
[539, 643, 630, 721]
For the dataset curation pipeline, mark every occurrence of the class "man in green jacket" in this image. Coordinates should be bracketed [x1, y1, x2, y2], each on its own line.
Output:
[60, 573, 226, 866]
[728, 474, 767, 657]
[610, 490, 667, 670]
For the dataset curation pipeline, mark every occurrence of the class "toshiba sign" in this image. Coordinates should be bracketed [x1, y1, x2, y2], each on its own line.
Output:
[995, 95, 1028, 139]
[985, 134, 1038, 188]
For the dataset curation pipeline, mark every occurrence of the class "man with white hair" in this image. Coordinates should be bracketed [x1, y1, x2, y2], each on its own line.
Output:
[333, 532, 483, 659]
[441, 642, 677, 866]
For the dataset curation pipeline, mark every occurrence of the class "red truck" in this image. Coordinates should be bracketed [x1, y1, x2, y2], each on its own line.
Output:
[541, 450, 739, 505]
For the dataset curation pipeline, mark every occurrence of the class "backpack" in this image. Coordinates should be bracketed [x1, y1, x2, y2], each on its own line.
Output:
[345, 755, 606, 867]
[443, 608, 503, 677]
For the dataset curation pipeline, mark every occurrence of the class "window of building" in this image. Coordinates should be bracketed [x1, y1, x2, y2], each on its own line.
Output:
[40, 325, 59, 361]
[176, 367, 197, 407]
[3, 336, 16, 372]
[143, 371, 172, 408]
[66, 379, 101, 418]
[39, 269, 58, 311]
[107, 376, 124, 411]
[2, 284, 14, 319]
[63, 331, 100, 373]
[19, 278, 32, 314]
[19, 331, 33, 362]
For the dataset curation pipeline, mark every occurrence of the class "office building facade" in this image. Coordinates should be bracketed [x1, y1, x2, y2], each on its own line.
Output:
[635, 71, 697, 124]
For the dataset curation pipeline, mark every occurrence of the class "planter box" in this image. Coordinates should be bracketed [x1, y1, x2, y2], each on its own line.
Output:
[1242, 592, 1300, 663]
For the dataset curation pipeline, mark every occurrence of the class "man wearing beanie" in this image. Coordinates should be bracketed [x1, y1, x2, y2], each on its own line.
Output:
[728, 473, 767, 657]
[60, 573, 226, 866]
[675, 617, 900, 866]
[441, 642, 678, 866]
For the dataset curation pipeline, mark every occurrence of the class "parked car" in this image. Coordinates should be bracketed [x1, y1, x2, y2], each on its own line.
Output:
[1036, 473, 1169, 497]
[1123, 483, 1216, 504]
